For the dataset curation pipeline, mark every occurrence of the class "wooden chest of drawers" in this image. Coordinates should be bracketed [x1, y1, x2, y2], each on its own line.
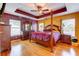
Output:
[0, 24, 11, 52]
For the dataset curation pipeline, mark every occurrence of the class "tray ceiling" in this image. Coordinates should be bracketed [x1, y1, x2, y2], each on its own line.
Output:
[4, 3, 79, 20]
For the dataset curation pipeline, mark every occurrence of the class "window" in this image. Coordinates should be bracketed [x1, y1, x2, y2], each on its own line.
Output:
[25, 24, 30, 31]
[39, 23, 44, 32]
[31, 23, 37, 32]
[62, 18, 75, 36]
[9, 19, 21, 36]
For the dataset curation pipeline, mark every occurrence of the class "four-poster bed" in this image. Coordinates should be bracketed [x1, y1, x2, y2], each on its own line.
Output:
[30, 4, 64, 52]
[31, 10, 61, 52]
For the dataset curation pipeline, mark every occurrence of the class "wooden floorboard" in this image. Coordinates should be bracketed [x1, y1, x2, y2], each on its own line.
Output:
[0, 39, 79, 56]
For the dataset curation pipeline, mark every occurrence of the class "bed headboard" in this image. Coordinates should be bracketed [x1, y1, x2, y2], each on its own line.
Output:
[44, 24, 60, 32]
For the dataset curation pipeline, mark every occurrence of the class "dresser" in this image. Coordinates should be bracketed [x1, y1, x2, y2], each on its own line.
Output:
[0, 24, 11, 52]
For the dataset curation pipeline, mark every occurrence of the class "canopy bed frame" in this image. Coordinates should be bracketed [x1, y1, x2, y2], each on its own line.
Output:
[29, 4, 68, 52]
[30, 12, 72, 52]
[31, 10, 61, 52]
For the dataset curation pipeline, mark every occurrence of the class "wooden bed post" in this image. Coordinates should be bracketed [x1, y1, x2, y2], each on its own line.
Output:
[37, 21, 39, 32]
[50, 10, 54, 52]
[29, 22, 32, 42]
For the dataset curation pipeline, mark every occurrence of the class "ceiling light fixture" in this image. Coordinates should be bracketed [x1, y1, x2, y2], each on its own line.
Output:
[30, 3, 50, 15]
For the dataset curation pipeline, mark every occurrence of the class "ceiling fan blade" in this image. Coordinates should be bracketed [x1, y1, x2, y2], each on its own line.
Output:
[30, 10, 38, 12]
[42, 9, 49, 11]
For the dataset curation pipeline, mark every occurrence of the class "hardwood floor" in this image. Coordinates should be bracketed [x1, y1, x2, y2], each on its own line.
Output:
[0, 39, 79, 56]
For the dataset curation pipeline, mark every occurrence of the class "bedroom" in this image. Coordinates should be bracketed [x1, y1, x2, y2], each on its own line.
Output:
[0, 3, 79, 56]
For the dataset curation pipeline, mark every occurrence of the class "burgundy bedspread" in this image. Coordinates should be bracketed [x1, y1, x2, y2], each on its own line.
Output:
[31, 32, 60, 43]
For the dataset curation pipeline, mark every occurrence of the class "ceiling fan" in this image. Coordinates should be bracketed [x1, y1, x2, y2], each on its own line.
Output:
[30, 3, 49, 14]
